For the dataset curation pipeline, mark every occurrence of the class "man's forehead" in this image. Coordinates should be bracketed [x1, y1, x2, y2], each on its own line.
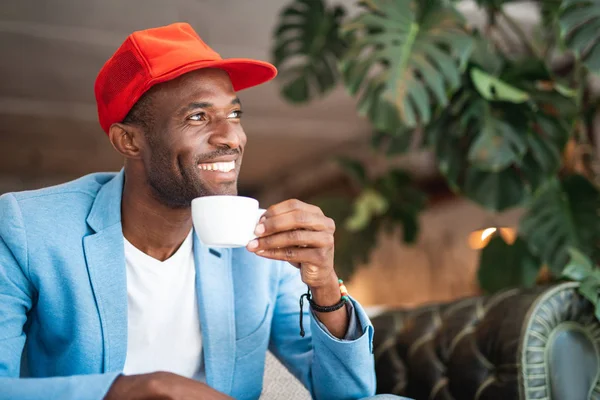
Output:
[152, 69, 237, 107]
[165, 68, 234, 92]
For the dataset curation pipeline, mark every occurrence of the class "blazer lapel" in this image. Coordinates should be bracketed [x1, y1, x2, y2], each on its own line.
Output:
[83, 170, 128, 373]
[194, 236, 236, 394]
[81, 169, 237, 384]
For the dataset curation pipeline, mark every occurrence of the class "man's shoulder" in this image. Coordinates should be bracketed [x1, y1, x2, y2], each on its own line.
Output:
[0, 172, 118, 227]
[7, 172, 117, 204]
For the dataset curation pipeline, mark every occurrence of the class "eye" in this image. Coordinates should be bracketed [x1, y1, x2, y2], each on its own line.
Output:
[228, 110, 243, 119]
[188, 112, 207, 122]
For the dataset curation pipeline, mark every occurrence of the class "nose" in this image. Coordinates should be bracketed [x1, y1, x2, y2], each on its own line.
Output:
[208, 120, 245, 150]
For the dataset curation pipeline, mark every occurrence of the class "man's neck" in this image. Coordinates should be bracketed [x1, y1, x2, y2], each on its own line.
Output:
[121, 177, 193, 262]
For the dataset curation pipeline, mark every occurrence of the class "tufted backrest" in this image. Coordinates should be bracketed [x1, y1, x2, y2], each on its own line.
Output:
[373, 283, 600, 400]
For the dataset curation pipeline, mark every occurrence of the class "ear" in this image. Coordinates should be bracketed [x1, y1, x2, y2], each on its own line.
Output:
[108, 123, 144, 159]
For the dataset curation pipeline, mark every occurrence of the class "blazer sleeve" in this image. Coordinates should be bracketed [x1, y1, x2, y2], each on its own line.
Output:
[268, 263, 376, 400]
[0, 193, 120, 400]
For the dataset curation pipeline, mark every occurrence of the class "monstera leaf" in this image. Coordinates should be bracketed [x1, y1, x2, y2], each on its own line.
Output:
[427, 60, 573, 211]
[520, 175, 600, 275]
[272, 0, 347, 103]
[340, 0, 473, 129]
[559, 0, 600, 75]
[478, 236, 542, 293]
[470, 68, 530, 103]
[429, 94, 570, 210]
[370, 126, 416, 156]
[467, 112, 528, 172]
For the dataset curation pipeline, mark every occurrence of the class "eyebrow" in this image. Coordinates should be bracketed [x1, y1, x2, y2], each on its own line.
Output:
[181, 97, 242, 114]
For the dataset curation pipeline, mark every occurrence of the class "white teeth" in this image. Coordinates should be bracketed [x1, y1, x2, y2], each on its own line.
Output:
[199, 161, 235, 172]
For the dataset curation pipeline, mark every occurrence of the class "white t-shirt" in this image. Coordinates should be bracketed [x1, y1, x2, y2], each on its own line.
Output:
[122, 230, 204, 380]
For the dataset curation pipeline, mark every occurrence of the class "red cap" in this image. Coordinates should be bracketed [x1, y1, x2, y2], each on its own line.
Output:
[94, 22, 277, 134]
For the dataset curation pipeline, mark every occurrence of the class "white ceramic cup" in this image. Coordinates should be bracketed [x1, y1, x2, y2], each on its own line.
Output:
[191, 195, 266, 248]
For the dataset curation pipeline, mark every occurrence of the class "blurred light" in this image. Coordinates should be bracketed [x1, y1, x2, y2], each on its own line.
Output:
[468, 226, 516, 249]
[480, 227, 497, 241]
[499, 227, 517, 245]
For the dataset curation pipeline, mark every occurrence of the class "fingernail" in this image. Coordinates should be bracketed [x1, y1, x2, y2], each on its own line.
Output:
[255, 224, 265, 235]
[247, 240, 258, 250]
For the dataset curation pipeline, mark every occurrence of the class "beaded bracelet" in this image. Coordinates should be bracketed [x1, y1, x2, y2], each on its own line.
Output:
[299, 279, 349, 337]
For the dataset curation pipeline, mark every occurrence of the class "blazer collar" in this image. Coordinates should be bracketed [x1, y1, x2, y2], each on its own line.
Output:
[83, 170, 128, 372]
[86, 169, 125, 233]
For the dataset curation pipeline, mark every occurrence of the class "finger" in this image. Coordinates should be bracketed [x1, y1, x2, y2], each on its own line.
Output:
[256, 210, 335, 237]
[254, 247, 331, 266]
[249, 230, 333, 251]
[262, 199, 323, 219]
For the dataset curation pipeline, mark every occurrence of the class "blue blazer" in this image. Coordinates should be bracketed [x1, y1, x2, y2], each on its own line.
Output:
[0, 171, 375, 400]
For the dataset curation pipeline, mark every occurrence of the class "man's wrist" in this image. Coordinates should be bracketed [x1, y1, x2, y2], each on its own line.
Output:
[306, 272, 350, 339]
[309, 272, 343, 307]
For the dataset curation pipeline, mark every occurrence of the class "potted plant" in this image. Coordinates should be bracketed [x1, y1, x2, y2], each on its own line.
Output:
[270, 0, 599, 296]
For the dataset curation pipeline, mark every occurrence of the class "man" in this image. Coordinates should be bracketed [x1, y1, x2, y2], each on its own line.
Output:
[0, 23, 386, 400]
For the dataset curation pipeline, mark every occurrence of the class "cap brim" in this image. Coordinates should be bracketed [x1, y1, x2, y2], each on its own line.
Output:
[152, 58, 278, 92]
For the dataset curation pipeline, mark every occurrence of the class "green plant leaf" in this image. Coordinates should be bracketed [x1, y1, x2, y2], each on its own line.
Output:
[375, 169, 427, 243]
[337, 157, 367, 187]
[467, 114, 528, 171]
[478, 235, 542, 293]
[431, 107, 568, 211]
[345, 189, 389, 232]
[579, 278, 600, 305]
[469, 34, 504, 75]
[540, 0, 564, 28]
[272, 0, 347, 103]
[563, 248, 595, 281]
[559, 0, 600, 75]
[526, 114, 569, 174]
[428, 102, 558, 211]
[498, 58, 578, 119]
[427, 60, 572, 212]
[520, 175, 600, 275]
[534, 0, 564, 51]
[464, 167, 526, 211]
[470, 68, 530, 103]
[340, 0, 473, 128]
[554, 83, 577, 98]
[371, 128, 415, 156]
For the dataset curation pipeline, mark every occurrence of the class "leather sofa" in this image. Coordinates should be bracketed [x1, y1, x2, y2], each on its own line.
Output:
[371, 282, 600, 400]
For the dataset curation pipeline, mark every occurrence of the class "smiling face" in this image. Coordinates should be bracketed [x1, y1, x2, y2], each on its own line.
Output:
[121, 68, 247, 208]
